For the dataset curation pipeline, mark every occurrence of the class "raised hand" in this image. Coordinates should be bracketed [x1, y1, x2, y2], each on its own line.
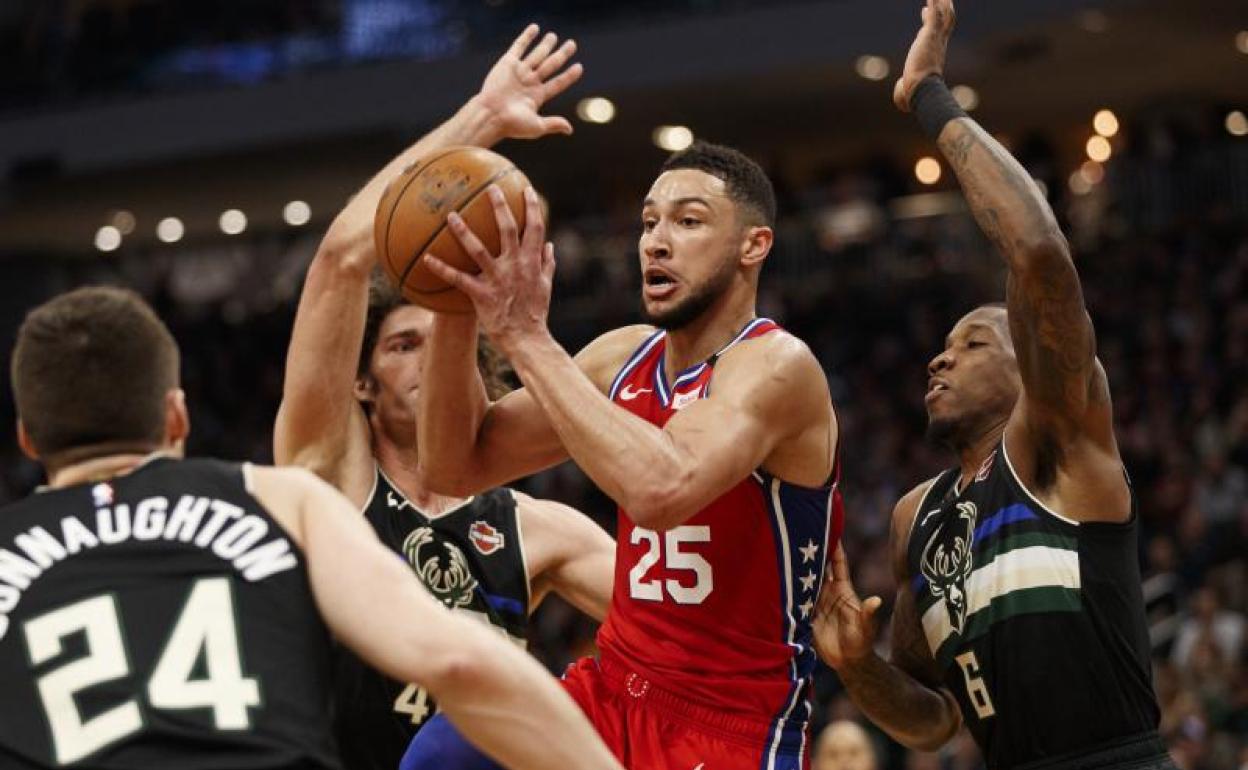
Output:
[893, 0, 956, 112]
[422, 185, 555, 353]
[813, 544, 884, 670]
[474, 24, 584, 140]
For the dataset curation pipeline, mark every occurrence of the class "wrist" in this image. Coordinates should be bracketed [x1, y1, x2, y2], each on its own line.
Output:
[454, 95, 507, 148]
[911, 74, 966, 140]
[495, 325, 556, 368]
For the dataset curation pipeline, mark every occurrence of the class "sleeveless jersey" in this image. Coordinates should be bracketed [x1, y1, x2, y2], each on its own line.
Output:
[332, 469, 529, 770]
[906, 442, 1164, 769]
[596, 318, 844, 759]
[0, 456, 340, 770]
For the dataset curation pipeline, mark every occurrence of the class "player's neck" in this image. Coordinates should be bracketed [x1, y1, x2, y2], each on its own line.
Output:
[47, 451, 163, 489]
[373, 438, 468, 516]
[954, 422, 1007, 492]
[662, 293, 757, 376]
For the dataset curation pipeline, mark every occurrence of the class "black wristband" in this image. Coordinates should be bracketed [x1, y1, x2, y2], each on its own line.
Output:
[911, 75, 966, 140]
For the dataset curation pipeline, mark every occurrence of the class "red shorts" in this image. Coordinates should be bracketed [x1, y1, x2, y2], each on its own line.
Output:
[560, 654, 810, 770]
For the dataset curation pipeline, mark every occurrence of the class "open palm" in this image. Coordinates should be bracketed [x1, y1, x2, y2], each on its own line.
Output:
[813, 544, 883, 670]
[476, 24, 584, 140]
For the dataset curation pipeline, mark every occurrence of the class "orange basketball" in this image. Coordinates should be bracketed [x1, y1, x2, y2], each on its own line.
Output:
[374, 146, 530, 314]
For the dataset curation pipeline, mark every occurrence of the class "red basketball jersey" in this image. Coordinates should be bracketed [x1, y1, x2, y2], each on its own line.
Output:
[596, 318, 844, 765]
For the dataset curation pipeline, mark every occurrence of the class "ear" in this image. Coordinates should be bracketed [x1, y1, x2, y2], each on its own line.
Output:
[164, 388, 190, 455]
[353, 374, 377, 404]
[16, 419, 39, 461]
[740, 225, 773, 269]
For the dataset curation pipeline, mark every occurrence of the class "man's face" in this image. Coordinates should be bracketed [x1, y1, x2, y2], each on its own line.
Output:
[925, 306, 1021, 449]
[359, 305, 434, 427]
[637, 168, 746, 330]
[813, 722, 877, 770]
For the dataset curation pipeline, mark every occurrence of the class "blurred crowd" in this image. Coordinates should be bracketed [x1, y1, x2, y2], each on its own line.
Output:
[1, 135, 1245, 769]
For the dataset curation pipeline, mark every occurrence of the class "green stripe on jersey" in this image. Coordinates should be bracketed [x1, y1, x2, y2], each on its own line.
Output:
[917, 531, 1079, 615]
[934, 585, 1083, 668]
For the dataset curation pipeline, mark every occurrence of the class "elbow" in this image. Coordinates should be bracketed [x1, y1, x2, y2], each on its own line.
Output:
[624, 473, 697, 532]
[1015, 228, 1072, 272]
[315, 224, 373, 278]
[415, 460, 474, 498]
[421, 647, 491, 699]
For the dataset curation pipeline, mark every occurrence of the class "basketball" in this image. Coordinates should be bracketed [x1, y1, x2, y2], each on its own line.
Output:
[374, 146, 530, 313]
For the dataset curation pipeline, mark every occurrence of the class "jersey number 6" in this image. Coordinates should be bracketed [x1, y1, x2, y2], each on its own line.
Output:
[628, 526, 713, 605]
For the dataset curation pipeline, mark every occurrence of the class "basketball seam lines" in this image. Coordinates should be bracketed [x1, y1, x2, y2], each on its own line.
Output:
[381, 146, 465, 279]
[394, 165, 521, 294]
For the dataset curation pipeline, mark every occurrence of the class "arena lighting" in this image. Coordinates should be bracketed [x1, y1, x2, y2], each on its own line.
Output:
[854, 55, 889, 81]
[283, 200, 312, 226]
[653, 125, 694, 152]
[110, 210, 136, 235]
[1080, 160, 1105, 186]
[94, 225, 122, 253]
[1068, 171, 1092, 196]
[914, 157, 942, 185]
[1236, 31, 1248, 55]
[1227, 111, 1248, 137]
[219, 209, 247, 235]
[576, 97, 616, 124]
[1093, 109, 1119, 138]
[951, 85, 978, 111]
[1086, 135, 1112, 163]
[157, 217, 185, 243]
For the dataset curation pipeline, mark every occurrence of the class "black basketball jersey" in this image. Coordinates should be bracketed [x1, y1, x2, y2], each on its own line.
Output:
[332, 468, 529, 770]
[0, 456, 340, 770]
[905, 442, 1165, 769]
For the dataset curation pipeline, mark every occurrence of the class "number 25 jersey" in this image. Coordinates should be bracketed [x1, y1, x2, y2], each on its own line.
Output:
[596, 319, 844, 741]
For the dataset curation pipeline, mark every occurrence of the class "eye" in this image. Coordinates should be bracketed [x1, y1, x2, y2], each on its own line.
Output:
[967, 340, 986, 349]
[641, 218, 657, 232]
[679, 216, 701, 227]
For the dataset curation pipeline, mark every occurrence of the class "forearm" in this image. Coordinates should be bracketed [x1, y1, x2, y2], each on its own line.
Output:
[836, 653, 961, 751]
[508, 333, 687, 527]
[418, 314, 491, 492]
[936, 117, 1067, 268]
[437, 634, 622, 770]
[322, 97, 505, 265]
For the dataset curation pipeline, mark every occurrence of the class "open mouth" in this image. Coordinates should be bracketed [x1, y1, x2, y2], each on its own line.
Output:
[643, 268, 678, 299]
[925, 378, 951, 402]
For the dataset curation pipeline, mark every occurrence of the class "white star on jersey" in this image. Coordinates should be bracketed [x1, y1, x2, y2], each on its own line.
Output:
[799, 571, 817, 592]
[799, 539, 819, 564]
[799, 598, 815, 619]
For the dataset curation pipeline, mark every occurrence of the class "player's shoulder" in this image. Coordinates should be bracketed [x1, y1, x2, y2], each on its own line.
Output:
[575, 324, 658, 390]
[509, 490, 610, 547]
[715, 327, 828, 404]
[722, 326, 821, 375]
[888, 476, 942, 580]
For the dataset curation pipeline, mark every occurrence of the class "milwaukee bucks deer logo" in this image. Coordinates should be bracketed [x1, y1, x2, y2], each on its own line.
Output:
[920, 501, 978, 634]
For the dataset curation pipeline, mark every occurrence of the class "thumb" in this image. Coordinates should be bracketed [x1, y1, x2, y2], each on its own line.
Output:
[862, 595, 884, 619]
[542, 115, 574, 136]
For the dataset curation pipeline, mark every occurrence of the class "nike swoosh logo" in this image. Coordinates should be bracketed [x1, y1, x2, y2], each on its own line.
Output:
[619, 384, 652, 401]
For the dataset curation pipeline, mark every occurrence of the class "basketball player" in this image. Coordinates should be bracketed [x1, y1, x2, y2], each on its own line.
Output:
[407, 141, 842, 770]
[812, 2, 1173, 769]
[274, 24, 614, 770]
[0, 287, 624, 770]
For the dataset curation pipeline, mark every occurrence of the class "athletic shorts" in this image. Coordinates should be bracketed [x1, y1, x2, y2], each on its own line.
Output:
[400, 654, 810, 770]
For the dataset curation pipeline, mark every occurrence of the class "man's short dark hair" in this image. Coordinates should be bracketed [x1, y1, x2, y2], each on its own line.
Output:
[660, 141, 777, 227]
[358, 271, 512, 400]
[11, 286, 180, 462]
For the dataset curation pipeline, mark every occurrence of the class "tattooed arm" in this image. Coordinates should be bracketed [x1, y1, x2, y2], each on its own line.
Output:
[814, 483, 962, 751]
[894, 0, 1126, 520]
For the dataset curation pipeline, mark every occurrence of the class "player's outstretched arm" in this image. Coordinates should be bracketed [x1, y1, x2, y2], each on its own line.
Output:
[814, 486, 962, 751]
[417, 309, 647, 496]
[275, 24, 583, 496]
[423, 186, 835, 529]
[516, 493, 615, 620]
[894, 0, 1112, 451]
[252, 466, 625, 770]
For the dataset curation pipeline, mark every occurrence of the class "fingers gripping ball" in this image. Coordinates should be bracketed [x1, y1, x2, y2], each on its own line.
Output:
[374, 146, 530, 313]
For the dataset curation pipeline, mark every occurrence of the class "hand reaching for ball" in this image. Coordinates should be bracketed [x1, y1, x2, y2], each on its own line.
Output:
[474, 24, 584, 141]
[423, 185, 555, 354]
